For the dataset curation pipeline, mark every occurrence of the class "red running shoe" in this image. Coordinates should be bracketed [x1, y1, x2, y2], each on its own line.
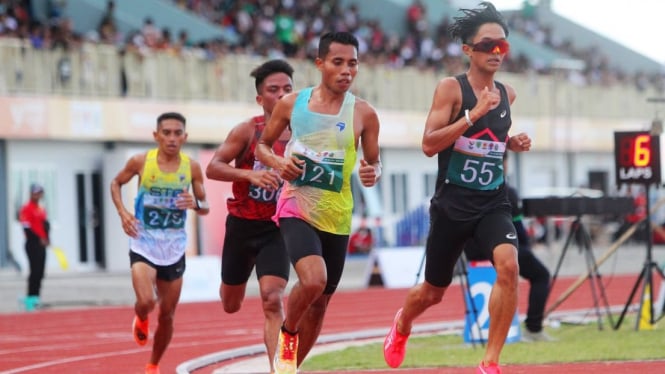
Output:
[133, 315, 149, 346]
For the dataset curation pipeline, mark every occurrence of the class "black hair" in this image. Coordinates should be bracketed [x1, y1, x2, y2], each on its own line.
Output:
[449, 1, 509, 45]
[250, 59, 294, 94]
[156, 112, 186, 128]
[318, 31, 359, 58]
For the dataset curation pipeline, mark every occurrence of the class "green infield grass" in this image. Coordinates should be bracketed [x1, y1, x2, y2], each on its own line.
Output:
[301, 315, 665, 371]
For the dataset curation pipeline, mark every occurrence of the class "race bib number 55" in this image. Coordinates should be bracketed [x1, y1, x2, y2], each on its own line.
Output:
[447, 137, 505, 190]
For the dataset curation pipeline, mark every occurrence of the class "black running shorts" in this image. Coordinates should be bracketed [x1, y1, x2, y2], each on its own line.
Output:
[221, 215, 290, 285]
[424, 206, 517, 287]
[129, 251, 186, 281]
[279, 217, 349, 295]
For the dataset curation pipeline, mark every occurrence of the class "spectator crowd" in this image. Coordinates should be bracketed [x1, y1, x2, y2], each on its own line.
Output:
[0, 0, 661, 92]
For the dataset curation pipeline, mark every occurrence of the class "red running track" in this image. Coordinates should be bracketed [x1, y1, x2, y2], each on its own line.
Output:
[1, 274, 664, 373]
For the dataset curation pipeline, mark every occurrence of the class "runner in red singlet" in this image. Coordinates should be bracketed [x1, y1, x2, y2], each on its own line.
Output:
[206, 59, 295, 373]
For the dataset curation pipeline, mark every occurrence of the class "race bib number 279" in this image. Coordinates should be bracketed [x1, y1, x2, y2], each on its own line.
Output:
[143, 206, 185, 229]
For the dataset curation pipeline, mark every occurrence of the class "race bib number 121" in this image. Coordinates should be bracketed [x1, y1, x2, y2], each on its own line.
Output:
[290, 153, 344, 192]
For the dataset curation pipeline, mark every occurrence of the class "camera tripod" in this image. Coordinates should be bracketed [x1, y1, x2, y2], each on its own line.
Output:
[549, 215, 615, 330]
[614, 185, 665, 330]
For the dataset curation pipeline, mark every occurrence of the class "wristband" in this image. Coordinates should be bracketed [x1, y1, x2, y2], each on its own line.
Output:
[372, 161, 382, 181]
[196, 199, 209, 211]
[464, 109, 474, 127]
[194, 199, 201, 211]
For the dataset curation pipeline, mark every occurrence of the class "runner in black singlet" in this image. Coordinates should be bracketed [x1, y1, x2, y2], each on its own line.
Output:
[383, 3, 532, 374]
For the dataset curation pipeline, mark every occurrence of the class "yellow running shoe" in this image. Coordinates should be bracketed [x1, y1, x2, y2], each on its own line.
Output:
[273, 327, 298, 374]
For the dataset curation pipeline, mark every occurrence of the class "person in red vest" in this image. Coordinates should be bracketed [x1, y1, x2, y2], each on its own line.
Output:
[206, 59, 294, 373]
[348, 225, 374, 255]
[19, 183, 50, 312]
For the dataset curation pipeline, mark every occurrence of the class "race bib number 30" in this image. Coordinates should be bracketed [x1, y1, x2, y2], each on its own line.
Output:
[249, 184, 282, 203]
[249, 160, 282, 202]
[291, 154, 344, 192]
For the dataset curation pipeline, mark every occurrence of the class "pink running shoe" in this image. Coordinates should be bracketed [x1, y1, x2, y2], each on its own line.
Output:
[477, 362, 502, 374]
[383, 308, 410, 368]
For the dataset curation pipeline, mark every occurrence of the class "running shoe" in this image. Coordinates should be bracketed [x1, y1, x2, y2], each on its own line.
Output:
[24, 296, 40, 312]
[133, 315, 149, 346]
[145, 363, 160, 374]
[477, 362, 502, 374]
[273, 327, 298, 374]
[383, 308, 410, 368]
[521, 329, 555, 342]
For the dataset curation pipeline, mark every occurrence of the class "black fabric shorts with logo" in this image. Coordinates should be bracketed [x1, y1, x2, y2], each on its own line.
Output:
[129, 251, 186, 281]
[425, 201, 517, 288]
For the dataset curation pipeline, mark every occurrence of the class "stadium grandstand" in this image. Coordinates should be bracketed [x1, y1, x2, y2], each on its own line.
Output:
[1, 0, 664, 273]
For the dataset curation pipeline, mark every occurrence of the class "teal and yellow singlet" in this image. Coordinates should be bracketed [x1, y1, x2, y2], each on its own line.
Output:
[274, 87, 357, 235]
[130, 148, 192, 265]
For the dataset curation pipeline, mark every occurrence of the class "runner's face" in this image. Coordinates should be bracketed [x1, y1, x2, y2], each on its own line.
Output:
[257, 72, 294, 114]
[318, 42, 358, 94]
[465, 23, 507, 73]
[154, 119, 187, 156]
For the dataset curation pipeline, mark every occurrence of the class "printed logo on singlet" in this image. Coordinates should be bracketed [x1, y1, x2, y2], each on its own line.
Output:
[336, 122, 346, 131]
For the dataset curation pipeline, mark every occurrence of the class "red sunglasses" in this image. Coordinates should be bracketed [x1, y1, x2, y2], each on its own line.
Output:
[469, 39, 510, 54]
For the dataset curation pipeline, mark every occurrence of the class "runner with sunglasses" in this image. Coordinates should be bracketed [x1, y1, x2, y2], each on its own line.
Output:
[383, 2, 531, 374]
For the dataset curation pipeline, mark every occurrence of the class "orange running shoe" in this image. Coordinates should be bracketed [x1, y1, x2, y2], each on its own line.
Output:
[145, 363, 160, 374]
[133, 315, 149, 346]
[273, 327, 298, 374]
[477, 362, 502, 374]
[383, 308, 410, 368]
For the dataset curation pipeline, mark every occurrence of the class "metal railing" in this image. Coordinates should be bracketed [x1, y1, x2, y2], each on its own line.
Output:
[0, 39, 658, 119]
